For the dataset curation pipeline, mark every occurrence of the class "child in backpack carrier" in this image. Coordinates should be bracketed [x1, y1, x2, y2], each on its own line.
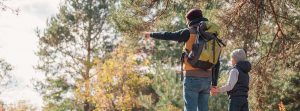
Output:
[211, 49, 251, 111]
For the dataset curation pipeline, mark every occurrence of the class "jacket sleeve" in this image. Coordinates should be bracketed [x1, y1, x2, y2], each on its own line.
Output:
[212, 60, 220, 86]
[150, 28, 190, 42]
[218, 68, 239, 92]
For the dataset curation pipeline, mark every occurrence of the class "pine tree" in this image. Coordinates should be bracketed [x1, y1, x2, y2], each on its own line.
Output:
[216, 0, 300, 110]
[35, 0, 116, 110]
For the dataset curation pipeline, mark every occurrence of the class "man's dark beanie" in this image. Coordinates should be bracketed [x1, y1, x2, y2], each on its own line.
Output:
[185, 9, 203, 21]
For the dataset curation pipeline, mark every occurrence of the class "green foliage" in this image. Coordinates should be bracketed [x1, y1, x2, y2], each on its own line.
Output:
[139, 62, 182, 111]
[279, 71, 300, 110]
[264, 69, 300, 111]
[209, 93, 228, 111]
[42, 98, 81, 111]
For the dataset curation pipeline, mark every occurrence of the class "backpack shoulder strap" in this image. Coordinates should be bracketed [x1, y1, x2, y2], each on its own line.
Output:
[188, 26, 197, 34]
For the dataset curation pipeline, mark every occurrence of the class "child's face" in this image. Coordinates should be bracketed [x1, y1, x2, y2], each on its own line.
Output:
[231, 58, 237, 65]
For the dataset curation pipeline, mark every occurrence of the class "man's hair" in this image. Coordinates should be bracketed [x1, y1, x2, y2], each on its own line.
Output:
[231, 49, 247, 62]
[185, 9, 203, 22]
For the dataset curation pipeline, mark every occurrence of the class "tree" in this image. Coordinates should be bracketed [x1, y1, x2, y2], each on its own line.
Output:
[90, 45, 152, 110]
[35, 0, 116, 110]
[278, 72, 300, 110]
[217, 0, 300, 110]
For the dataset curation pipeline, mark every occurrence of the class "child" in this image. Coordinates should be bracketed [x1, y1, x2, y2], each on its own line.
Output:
[211, 49, 251, 111]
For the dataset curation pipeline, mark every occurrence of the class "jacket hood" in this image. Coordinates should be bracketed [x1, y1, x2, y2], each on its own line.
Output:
[236, 61, 251, 73]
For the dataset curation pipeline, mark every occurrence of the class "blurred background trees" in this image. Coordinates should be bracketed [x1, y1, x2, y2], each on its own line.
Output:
[34, 0, 299, 110]
[0, 0, 19, 14]
[5, 100, 37, 111]
[0, 58, 12, 93]
[34, 0, 116, 110]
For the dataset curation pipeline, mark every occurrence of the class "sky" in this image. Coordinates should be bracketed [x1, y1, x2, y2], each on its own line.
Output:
[0, 0, 61, 109]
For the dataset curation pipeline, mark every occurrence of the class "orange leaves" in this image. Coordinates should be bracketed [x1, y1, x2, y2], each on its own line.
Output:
[278, 101, 286, 111]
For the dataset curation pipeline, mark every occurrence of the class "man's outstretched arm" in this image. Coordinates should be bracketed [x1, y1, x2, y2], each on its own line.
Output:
[144, 28, 190, 42]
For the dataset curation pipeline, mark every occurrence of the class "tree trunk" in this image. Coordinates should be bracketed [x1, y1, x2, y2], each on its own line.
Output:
[84, 12, 93, 111]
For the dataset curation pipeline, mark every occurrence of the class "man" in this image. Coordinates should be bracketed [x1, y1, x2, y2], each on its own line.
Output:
[144, 9, 220, 111]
